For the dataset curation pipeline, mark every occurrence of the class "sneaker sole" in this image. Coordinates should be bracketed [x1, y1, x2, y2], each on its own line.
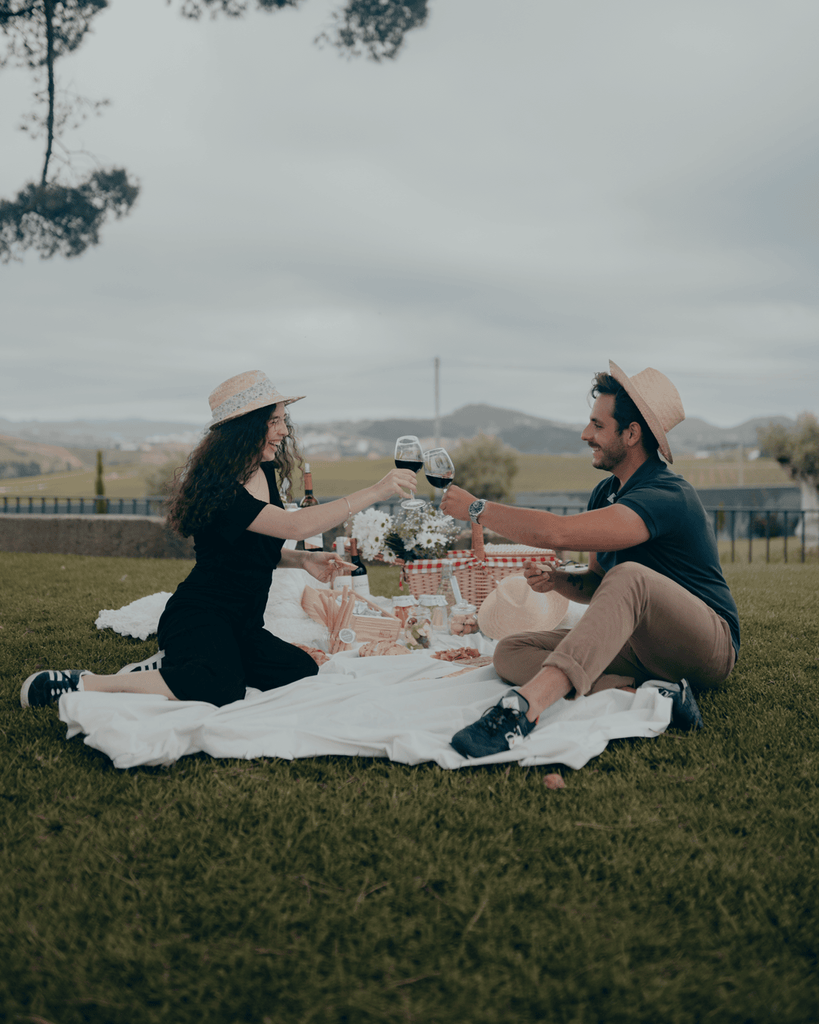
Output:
[20, 671, 41, 708]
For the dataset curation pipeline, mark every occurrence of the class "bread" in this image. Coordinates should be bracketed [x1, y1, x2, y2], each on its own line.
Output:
[358, 640, 410, 658]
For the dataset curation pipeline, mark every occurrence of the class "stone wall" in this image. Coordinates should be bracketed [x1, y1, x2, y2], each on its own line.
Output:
[0, 515, 194, 560]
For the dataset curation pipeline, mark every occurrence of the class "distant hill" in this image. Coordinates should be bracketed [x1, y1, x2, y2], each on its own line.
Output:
[0, 408, 796, 460]
[670, 416, 794, 452]
[0, 434, 85, 479]
[0, 417, 202, 449]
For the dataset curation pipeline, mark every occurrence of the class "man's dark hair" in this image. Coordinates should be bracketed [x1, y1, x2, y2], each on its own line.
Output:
[591, 372, 659, 455]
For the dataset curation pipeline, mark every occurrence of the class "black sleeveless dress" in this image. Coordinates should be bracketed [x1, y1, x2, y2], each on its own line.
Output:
[156, 462, 318, 706]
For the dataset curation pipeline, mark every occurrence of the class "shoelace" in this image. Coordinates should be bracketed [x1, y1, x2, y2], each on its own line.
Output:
[480, 705, 522, 734]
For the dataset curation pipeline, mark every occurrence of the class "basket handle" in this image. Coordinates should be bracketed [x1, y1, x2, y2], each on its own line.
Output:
[470, 522, 485, 561]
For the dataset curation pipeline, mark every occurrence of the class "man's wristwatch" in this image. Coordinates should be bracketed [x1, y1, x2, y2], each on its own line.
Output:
[468, 499, 487, 524]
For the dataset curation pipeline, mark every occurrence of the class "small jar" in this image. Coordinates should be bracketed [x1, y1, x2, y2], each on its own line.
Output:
[418, 593, 448, 632]
[450, 601, 478, 635]
[391, 595, 418, 628]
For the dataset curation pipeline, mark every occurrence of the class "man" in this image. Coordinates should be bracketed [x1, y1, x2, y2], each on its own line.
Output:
[441, 360, 739, 759]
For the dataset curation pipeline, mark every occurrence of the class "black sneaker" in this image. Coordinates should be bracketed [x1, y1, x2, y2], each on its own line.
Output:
[451, 690, 538, 758]
[643, 678, 704, 731]
[118, 650, 165, 674]
[21, 669, 87, 708]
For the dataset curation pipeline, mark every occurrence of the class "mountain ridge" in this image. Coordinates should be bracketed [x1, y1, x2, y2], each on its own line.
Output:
[0, 407, 795, 461]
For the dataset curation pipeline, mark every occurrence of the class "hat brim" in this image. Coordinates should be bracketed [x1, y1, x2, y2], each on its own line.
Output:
[477, 576, 569, 640]
[209, 393, 305, 428]
[608, 360, 673, 463]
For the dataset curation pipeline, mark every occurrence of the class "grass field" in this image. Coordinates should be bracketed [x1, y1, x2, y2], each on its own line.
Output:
[1, 553, 818, 1024]
[0, 452, 793, 501]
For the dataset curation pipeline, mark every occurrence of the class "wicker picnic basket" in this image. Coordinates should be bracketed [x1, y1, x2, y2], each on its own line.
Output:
[399, 523, 559, 611]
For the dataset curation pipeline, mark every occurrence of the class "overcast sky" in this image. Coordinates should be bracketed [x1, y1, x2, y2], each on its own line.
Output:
[2, 0, 818, 431]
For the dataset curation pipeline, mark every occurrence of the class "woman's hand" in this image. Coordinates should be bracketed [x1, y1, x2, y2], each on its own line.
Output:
[303, 552, 355, 586]
[371, 467, 420, 503]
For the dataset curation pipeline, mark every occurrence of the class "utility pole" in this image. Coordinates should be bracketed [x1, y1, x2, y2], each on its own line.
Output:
[434, 357, 441, 447]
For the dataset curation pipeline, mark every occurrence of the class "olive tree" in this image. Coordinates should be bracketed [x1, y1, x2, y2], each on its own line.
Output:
[758, 413, 819, 550]
[451, 433, 519, 504]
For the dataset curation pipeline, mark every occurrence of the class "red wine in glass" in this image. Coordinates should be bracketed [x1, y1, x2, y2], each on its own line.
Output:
[394, 436, 426, 510]
[423, 448, 455, 495]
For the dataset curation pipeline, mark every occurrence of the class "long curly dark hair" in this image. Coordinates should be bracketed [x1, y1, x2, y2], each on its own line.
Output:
[165, 403, 303, 537]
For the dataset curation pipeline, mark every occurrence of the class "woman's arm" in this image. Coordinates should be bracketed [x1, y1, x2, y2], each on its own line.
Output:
[246, 467, 418, 541]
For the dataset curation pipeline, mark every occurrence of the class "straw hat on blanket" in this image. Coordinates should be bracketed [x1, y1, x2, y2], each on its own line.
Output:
[607, 360, 684, 463]
[477, 574, 569, 640]
[208, 370, 306, 427]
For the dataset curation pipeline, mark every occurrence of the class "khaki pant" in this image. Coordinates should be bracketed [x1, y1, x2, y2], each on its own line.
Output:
[493, 562, 737, 697]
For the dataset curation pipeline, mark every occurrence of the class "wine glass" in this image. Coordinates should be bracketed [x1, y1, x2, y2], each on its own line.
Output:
[394, 435, 426, 510]
[423, 448, 455, 499]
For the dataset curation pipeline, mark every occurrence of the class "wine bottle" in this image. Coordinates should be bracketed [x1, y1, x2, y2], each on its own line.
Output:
[299, 463, 323, 552]
[348, 537, 370, 596]
[436, 562, 460, 613]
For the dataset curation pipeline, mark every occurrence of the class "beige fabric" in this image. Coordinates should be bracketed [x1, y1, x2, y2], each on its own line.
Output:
[493, 562, 735, 697]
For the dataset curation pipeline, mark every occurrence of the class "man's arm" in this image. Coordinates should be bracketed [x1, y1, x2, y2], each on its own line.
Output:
[440, 485, 650, 552]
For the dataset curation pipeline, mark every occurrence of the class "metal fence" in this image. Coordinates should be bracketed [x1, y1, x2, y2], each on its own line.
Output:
[0, 495, 165, 516]
[1, 495, 814, 563]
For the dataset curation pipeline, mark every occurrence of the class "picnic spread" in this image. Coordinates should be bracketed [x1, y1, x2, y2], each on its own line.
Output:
[60, 564, 672, 770]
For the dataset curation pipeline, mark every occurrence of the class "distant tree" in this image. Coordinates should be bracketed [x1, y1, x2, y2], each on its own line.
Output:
[0, 1, 140, 262]
[451, 433, 519, 503]
[757, 414, 819, 550]
[94, 448, 106, 512]
[144, 457, 184, 499]
[0, 0, 428, 262]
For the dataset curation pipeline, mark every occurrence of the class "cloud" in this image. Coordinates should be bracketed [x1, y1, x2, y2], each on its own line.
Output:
[1, 0, 818, 429]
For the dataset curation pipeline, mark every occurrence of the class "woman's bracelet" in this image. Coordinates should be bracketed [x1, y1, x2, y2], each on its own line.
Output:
[343, 496, 352, 519]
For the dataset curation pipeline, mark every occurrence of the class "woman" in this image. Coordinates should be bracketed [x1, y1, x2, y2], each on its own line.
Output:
[21, 370, 417, 709]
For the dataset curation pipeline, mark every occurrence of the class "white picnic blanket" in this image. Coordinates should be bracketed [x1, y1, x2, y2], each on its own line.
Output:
[73, 572, 670, 770]
[60, 653, 670, 770]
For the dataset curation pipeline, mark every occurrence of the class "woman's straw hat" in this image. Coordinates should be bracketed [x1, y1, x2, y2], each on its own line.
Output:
[208, 370, 305, 428]
[607, 360, 685, 463]
[477, 574, 569, 641]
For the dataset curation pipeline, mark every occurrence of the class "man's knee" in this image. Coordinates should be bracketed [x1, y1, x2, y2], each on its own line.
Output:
[493, 630, 566, 685]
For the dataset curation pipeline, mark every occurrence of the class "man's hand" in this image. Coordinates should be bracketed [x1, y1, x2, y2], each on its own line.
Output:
[439, 484, 477, 521]
[523, 560, 559, 593]
[523, 558, 603, 604]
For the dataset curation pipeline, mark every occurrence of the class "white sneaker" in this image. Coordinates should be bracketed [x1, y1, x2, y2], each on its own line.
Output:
[118, 651, 165, 674]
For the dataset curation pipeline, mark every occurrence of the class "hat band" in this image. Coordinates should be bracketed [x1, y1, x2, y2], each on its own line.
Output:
[210, 380, 279, 423]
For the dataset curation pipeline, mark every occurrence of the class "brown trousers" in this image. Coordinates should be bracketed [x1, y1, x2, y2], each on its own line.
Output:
[493, 562, 737, 697]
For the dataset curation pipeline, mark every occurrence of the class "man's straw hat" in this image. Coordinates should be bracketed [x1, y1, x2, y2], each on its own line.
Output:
[477, 574, 569, 641]
[607, 360, 685, 463]
[208, 370, 305, 428]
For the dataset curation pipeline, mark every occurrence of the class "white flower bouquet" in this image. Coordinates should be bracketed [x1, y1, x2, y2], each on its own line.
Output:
[350, 505, 460, 563]
[349, 508, 396, 562]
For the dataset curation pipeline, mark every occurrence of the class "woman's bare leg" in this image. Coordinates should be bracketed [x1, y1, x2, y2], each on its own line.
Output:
[81, 669, 178, 700]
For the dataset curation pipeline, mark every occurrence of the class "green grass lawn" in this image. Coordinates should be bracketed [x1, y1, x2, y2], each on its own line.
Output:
[1, 554, 817, 1024]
